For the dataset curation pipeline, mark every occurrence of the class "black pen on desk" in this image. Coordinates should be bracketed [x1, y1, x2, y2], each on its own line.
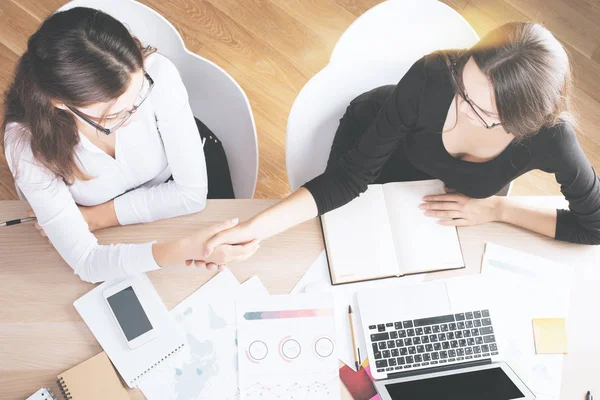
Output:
[0, 216, 37, 227]
[587, 391, 593, 400]
[348, 305, 361, 370]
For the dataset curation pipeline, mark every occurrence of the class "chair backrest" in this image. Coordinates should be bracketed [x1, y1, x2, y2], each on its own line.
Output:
[286, 0, 479, 191]
[58, 0, 258, 199]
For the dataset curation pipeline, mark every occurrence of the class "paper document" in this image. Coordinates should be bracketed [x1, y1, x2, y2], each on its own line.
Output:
[73, 273, 185, 388]
[138, 269, 269, 400]
[446, 243, 574, 400]
[236, 293, 340, 399]
[290, 251, 424, 371]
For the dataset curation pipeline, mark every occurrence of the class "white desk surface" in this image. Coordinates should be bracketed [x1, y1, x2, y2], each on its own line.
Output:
[0, 198, 598, 399]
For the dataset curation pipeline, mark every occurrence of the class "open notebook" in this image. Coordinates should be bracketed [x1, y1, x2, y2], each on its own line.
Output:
[321, 180, 464, 285]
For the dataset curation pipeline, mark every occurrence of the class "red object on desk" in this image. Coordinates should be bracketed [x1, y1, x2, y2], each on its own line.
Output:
[339, 359, 380, 400]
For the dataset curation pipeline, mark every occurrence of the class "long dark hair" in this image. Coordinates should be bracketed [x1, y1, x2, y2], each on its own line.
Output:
[1, 7, 155, 184]
[444, 22, 574, 138]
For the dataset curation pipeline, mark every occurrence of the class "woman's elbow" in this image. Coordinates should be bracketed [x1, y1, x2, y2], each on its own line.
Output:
[73, 261, 104, 284]
[74, 268, 101, 283]
[583, 229, 600, 245]
[180, 184, 208, 214]
[70, 249, 105, 284]
[568, 225, 600, 246]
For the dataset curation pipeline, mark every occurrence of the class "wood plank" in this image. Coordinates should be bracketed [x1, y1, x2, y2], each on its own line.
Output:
[207, 0, 331, 78]
[0, 41, 20, 201]
[567, 0, 600, 27]
[441, 0, 473, 12]
[270, 0, 357, 51]
[10, 0, 65, 22]
[0, 0, 41, 55]
[334, 0, 383, 17]
[459, 0, 529, 36]
[592, 44, 600, 65]
[503, 0, 600, 59]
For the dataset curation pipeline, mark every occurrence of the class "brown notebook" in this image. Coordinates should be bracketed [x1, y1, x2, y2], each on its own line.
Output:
[321, 180, 465, 285]
[57, 352, 130, 400]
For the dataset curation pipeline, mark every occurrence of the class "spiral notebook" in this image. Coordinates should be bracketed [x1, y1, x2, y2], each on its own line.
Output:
[56, 352, 129, 399]
[73, 273, 186, 388]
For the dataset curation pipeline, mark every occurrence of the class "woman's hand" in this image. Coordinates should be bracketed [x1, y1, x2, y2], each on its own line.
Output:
[202, 219, 259, 258]
[420, 187, 502, 227]
[27, 210, 46, 238]
[178, 219, 260, 270]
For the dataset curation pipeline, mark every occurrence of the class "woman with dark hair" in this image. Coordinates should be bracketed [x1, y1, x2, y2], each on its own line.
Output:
[1, 7, 258, 283]
[203, 22, 600, 256]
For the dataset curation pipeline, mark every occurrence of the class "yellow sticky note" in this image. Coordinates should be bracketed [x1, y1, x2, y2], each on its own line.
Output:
[532, 318, 568, 354]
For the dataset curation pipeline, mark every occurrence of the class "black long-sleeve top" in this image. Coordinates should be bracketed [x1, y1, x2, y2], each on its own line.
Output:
[304, 54, 600, 245]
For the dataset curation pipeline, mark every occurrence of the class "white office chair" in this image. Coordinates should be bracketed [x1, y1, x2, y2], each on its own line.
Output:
[57, 0, 258, 199]
[286, 0, 483, 192]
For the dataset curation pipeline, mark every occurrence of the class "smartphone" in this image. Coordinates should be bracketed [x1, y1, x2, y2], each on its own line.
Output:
[103, 280, 157, 349]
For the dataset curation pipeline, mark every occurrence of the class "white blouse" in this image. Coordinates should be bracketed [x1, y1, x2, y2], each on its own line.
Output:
[4, 53, 208, 283]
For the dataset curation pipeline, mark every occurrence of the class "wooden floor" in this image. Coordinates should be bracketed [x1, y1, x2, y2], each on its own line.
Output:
[0, 0, 599, 200]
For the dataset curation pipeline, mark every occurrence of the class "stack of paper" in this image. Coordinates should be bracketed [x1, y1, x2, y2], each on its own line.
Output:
[291, 251, 424, 371]
[446, 243, 574, 400]
[138, 270, 269, 400]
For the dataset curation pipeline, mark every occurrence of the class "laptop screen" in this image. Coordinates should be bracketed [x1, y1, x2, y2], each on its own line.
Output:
[384, 367, 525, 400]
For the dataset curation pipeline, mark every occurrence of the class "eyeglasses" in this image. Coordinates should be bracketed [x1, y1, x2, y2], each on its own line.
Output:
[449, 60, 502, 129]
[67, 71, 155, 135]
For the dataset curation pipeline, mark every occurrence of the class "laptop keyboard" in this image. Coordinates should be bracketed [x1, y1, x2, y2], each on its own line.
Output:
[368, 310, 499, 374]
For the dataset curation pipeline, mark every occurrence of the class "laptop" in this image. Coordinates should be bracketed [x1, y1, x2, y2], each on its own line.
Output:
[357, 281, 535, 400]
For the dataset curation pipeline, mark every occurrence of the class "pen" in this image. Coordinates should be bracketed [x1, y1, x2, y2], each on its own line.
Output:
[587, 391, 593, 400]
[0, 216, 37, 227]
[348, 305, 361, 370]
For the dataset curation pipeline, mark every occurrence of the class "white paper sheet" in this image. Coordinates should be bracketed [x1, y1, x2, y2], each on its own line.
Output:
[138, 269, 269, 400]
[236, 293, 339, 400]
[73, 273, 186, 388]
[290, 251, 424, 371]
[446, 243, 574, 400]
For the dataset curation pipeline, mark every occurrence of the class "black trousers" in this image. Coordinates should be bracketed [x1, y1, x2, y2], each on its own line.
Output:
[167, 117, 235, 199]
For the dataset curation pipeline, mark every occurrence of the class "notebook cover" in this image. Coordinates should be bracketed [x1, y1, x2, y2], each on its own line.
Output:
[57, 352, 129, 400]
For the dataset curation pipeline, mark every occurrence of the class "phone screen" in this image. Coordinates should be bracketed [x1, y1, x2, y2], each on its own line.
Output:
[107, 286, 153, 341]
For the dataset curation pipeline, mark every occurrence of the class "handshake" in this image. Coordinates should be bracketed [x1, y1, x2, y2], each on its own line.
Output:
[154, 217, 260, 271]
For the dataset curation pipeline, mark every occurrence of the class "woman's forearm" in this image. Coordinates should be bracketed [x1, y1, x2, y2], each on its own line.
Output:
[497, 197, 557, 238]
[80, 200, 120, 231]
[247, 187, 319, 240]
[152, 239, 185, 267]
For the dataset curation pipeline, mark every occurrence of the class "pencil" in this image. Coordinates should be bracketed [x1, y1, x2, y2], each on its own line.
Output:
[348, 305, 361, 370]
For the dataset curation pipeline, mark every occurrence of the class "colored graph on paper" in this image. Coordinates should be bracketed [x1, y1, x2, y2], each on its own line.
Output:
[236, 294, 340, 400]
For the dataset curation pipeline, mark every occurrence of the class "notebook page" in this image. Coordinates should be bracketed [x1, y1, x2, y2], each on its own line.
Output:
[382, 180, 463, 274]
[321, 185, 398, 284]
